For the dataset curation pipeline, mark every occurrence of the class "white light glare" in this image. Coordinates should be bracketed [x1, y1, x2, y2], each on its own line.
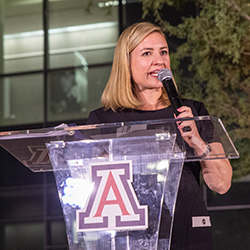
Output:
[98, 0, 126, 8]
[147, 159, 169, 171]
[62, 177, 94, 208]
[4, 22, 118, 40]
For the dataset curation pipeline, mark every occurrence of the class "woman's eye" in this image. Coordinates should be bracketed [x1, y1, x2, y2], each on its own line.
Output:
[161, 50, 168, 55]
[142, 51, 151, 56]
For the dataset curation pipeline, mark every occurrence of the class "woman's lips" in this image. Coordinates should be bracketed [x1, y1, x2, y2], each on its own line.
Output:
[150, 70, 159, 77]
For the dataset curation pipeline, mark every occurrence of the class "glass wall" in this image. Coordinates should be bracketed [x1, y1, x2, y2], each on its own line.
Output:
[1, 74, 44, 126]
[47, 0, 118, 122]
[2, 0, 44, 74]
[47, 65, 112, 122]
[0, 0, 119, 127]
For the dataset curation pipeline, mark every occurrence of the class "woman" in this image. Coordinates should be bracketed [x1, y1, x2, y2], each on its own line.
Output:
[86, 22, 232, 250]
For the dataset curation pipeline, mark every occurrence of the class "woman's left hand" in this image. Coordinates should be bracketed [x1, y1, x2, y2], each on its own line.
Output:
[176, 106, 207, 155]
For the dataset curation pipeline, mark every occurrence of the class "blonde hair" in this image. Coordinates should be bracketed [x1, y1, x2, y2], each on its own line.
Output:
[101, 22, 170, 111]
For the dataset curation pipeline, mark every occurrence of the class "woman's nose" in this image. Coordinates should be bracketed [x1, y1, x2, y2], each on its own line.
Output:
[152, 53, 164, 64]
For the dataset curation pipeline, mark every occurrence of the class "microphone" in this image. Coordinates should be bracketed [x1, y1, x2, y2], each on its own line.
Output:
[158, 68, 191, 132]
[158, 68, 182, 116]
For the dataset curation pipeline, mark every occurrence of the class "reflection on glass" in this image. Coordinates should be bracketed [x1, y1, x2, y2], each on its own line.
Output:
[3, 0, 43, 73]
[49, 68, 88, 115]
[0, 74, 44, 126]
[48, 64, 89, 122]
[48, 21, 118, 68]
[47, 64, 111, 123]
[49, 0, 119, 68]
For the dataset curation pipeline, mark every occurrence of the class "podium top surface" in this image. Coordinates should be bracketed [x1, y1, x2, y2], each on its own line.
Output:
[0, 116, 239, 172]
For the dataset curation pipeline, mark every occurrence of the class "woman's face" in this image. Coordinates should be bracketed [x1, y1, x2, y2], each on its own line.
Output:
[130, 32, 170, 92]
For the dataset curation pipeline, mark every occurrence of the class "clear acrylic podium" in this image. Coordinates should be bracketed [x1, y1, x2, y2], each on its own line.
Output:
[0, 116, 239, 250]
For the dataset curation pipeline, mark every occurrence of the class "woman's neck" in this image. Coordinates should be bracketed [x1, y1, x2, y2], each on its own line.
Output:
[135, 88, 167, 111]
[137, 102, 167, 111]
[136, 96, 167, 110]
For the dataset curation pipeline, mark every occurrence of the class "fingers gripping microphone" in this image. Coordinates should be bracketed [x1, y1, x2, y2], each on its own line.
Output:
[158, 68, 182, 116]
[158, 68, 191, 132]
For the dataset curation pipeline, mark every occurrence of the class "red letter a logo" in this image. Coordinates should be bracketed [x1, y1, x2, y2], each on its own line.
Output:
[94, 171, 130, 217]
[77, 161, 148, 232]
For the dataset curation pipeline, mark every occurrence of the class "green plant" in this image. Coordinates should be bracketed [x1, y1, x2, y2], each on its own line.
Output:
[141, 0, 250, 177]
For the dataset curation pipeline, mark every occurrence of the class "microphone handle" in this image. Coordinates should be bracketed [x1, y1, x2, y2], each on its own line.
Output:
[162, 78, 182, 116]
[162, 78, 191, 132]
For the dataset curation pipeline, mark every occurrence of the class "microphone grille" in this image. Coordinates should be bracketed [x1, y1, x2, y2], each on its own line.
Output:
[158, 68, 173, 82]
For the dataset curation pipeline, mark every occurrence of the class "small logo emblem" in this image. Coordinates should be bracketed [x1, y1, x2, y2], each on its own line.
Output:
[23, 146, 50, 166]
[192, 216, 211, 227]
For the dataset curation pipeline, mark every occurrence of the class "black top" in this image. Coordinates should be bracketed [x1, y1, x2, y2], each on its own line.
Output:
[86, 99, 214, 250]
